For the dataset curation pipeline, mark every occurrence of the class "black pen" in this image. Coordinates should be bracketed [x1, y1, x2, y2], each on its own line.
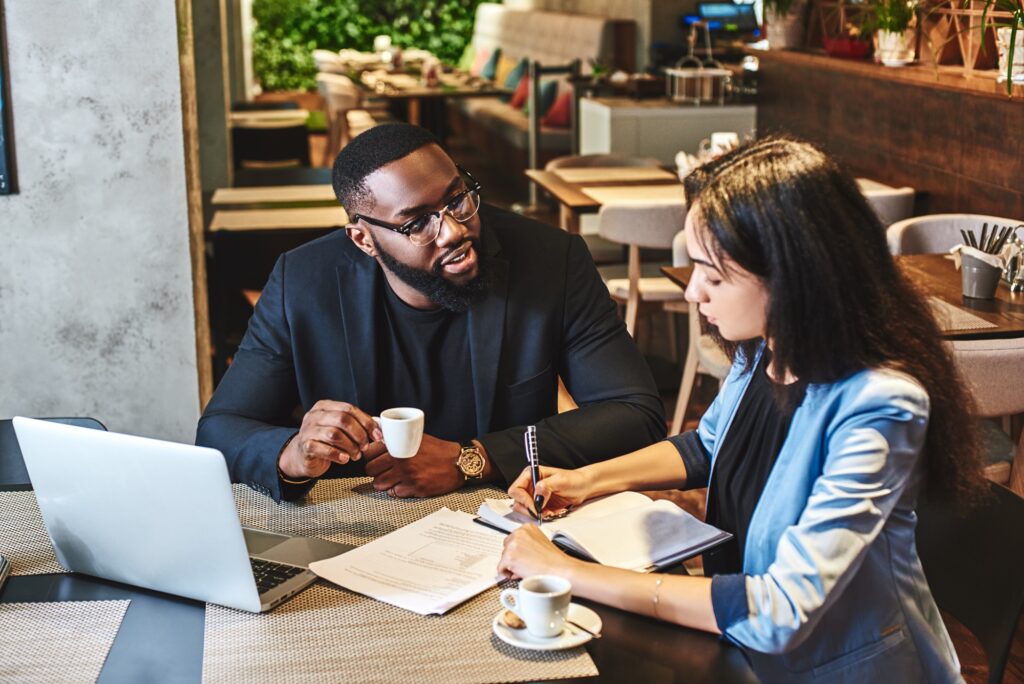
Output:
[524, 425, 543, 524]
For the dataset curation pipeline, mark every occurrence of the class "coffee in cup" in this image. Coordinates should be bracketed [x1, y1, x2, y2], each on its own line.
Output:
[499, 575, 572, 638]
[376, 407, 424, 459]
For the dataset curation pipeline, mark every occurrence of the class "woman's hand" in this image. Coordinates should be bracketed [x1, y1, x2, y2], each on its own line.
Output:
[497, 524, 579, 580]
[507, 466, 592, 519]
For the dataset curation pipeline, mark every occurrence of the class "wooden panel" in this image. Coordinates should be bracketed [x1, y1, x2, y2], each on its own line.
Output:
[756, 50, 1024, 220]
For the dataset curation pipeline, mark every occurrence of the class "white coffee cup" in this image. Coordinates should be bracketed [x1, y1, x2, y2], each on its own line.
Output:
[499, 575, 572, 638]
[376, 408, 424, 459]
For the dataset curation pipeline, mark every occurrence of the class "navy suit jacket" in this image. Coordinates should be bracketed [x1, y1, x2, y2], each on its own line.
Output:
[197, 205, 665, 500]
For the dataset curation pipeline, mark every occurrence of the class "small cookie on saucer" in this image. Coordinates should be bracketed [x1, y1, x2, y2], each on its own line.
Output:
[501, 610, 526, 630]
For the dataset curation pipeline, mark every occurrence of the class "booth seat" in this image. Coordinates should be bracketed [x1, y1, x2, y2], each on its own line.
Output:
[450, 2, 636, 180]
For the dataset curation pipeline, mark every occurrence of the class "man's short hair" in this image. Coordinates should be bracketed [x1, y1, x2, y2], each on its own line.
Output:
[331, 123, 441, 213]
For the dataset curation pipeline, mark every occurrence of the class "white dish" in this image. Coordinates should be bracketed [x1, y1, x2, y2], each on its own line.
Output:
[492, 602, 602, 651]
[880, 58, 914, 67]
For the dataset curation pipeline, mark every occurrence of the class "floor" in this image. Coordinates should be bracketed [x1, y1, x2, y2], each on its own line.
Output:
[310, 126, 1024, 684]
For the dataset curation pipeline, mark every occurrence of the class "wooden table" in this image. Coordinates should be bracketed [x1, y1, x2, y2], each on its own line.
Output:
[663, 254, 1024, 340]
[208, 206, 348, 233]
[524, 168, 679, 234]
[211, 184, 337, 207]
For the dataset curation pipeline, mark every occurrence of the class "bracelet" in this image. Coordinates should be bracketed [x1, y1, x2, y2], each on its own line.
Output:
[652, 576, 664, 619]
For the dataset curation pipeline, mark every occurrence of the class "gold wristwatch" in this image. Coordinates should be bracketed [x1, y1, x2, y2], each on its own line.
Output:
[456, 443, 486, 480]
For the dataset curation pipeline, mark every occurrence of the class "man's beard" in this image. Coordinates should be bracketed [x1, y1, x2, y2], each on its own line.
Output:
[373, 236, 491, 313]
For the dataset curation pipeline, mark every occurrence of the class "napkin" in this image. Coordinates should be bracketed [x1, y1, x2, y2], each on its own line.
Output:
[950, 244, 1005, 271]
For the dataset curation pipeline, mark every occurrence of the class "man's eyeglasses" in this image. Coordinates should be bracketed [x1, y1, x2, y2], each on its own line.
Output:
[350, 167, 482, 247]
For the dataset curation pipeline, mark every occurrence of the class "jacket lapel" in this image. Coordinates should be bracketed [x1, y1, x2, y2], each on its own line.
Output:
[467, 226, 508, 436]
[336, 254, 381, 412]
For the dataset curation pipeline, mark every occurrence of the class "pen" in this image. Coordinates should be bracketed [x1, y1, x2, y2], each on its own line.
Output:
[524, 425, 543, 524]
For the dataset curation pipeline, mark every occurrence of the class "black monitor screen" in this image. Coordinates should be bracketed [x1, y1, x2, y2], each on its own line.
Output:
[696, 3, 758, 32]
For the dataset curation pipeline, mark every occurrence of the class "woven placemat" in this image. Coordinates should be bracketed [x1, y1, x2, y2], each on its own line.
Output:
[204, 583, 597, 684]
[210, 478, 598, 683]
[232, 477, 506, 546]
[0, 491, 63, 575]
[928, 296, 999, 332]
[0, 600, 129, 683]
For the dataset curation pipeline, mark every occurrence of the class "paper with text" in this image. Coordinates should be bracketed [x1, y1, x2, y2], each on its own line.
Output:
[309, 508, 505, 615]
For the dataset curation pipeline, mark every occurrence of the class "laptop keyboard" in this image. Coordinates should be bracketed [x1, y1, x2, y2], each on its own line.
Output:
[250, 557, 305, 594]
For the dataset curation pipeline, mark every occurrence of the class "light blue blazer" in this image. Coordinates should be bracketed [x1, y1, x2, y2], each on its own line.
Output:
[670, 344, 963, 682]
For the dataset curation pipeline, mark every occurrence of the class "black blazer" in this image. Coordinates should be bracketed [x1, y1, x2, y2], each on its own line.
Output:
[197, 205, 665, 500]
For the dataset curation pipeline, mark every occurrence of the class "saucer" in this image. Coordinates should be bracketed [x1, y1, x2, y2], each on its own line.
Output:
[880, 57, 914, 67]
[491, 603, 602, 651]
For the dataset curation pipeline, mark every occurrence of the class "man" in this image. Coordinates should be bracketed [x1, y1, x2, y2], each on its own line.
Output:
[197, 123, 665, 502]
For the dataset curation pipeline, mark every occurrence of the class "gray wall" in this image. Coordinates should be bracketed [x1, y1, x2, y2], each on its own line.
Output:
[0, 1, 201, 441]
[194, 0, 232, 191]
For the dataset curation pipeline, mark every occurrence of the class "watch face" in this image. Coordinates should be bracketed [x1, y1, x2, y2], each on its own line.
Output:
[459, 448, 485, 477]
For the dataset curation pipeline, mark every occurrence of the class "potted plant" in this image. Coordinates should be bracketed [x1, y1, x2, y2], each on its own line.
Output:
[867, 0, 919, 65]
[763, 0, 809, 49]
[980, 0, 1024, 92]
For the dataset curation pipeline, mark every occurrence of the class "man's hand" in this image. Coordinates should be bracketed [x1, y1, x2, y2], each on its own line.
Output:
[278, 400, 384, 479]
[364, 433, 464, 497]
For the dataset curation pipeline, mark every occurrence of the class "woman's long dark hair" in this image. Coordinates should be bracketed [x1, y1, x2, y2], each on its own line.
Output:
[683, 137, 985, 507]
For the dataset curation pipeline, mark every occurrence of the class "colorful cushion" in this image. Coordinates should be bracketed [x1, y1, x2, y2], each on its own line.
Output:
[541, 90, 572, 128]
[509, 76, 531, 109]
[479, 48, 500, 80]
[458, 42, 477, 73]
[522, 80, 559, 116]
[494, 55, 518, 87]
[503, 58, 528, 89]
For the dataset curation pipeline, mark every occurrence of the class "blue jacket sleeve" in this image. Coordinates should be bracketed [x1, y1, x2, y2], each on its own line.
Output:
[721, 371, 930, 654]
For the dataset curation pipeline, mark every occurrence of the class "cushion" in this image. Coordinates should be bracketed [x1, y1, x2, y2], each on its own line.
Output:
[503, 58, 528, 90]
[509, 76, 531, 109]
[494, 55, 518, 87]
[523, 79, 559, 116]
[541, 90, 572, 128]
[458, 42, 476, 73]
[479, 48, 500, 80]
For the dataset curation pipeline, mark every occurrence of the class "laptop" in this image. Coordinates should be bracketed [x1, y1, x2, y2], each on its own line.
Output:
[13, 416, 353, 612]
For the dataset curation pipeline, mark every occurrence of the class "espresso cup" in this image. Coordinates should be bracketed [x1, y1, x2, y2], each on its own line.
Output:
[377, 408, 424, 459]
[499, 575, 572, 638]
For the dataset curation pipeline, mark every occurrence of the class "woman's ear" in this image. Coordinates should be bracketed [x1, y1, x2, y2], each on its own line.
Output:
[346, 224, 377, 258]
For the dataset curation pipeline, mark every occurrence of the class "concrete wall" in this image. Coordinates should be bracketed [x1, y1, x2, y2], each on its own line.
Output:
[0, 1, 201, 441]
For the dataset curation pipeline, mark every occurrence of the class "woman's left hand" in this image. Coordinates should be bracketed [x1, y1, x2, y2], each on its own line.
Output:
[497, 524, 577, 580]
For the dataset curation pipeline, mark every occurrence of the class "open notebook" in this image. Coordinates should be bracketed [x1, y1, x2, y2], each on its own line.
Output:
[477, 492, 731, 572]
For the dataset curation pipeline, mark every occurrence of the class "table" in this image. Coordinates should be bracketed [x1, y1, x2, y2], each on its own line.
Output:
[0, 477, 757, 682]
[663, 254, 1024, 340]
[524, 169, 679, 234]
[357, 69, 507, 140]
[211, 184, 337, 207]
[208, 206, 348, 233]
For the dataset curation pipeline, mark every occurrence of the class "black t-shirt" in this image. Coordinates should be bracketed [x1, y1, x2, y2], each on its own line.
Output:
[377, 280, 477, 442]
[703, 353, 803, 577]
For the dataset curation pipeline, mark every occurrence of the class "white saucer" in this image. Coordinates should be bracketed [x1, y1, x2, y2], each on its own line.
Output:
[492, 603, 602, 651]
[881, 58, 914, 67]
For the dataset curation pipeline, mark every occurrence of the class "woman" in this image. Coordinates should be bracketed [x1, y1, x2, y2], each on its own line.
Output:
[497, 137, 984, 682]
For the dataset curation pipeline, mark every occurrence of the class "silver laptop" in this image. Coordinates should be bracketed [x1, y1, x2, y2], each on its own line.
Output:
[13, 416, 352, 613]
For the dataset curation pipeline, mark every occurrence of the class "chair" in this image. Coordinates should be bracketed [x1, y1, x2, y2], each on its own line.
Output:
[949, 337, 1024, 494]
[916, 481, 1024, 684]
[858, 182, 915, 227]
[664, 229, 732, 435]
[887, 213, 1022, 255]
[316, 72, 376, 162]
[230, 111, 311, 170]
[596, 203, 688, 339]
[1, 417, 107, 487]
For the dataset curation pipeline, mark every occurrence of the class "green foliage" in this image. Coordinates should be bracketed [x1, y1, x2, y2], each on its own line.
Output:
[865, 0, 918, 34]
[252, 0, 485, 92]
[975, 0, 1024, 94]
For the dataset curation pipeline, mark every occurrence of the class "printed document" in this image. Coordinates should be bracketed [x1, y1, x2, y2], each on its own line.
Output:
[309, 508, 505, 615]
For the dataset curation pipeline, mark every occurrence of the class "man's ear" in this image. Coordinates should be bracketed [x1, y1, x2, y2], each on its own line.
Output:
[346, 224, 377, 258]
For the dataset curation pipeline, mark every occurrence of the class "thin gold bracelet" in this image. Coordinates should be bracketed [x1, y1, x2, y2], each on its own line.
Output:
[652, 576, 664, 619]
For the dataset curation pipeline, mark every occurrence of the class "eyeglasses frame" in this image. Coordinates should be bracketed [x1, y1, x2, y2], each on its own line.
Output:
[349, 166, 482, 243]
